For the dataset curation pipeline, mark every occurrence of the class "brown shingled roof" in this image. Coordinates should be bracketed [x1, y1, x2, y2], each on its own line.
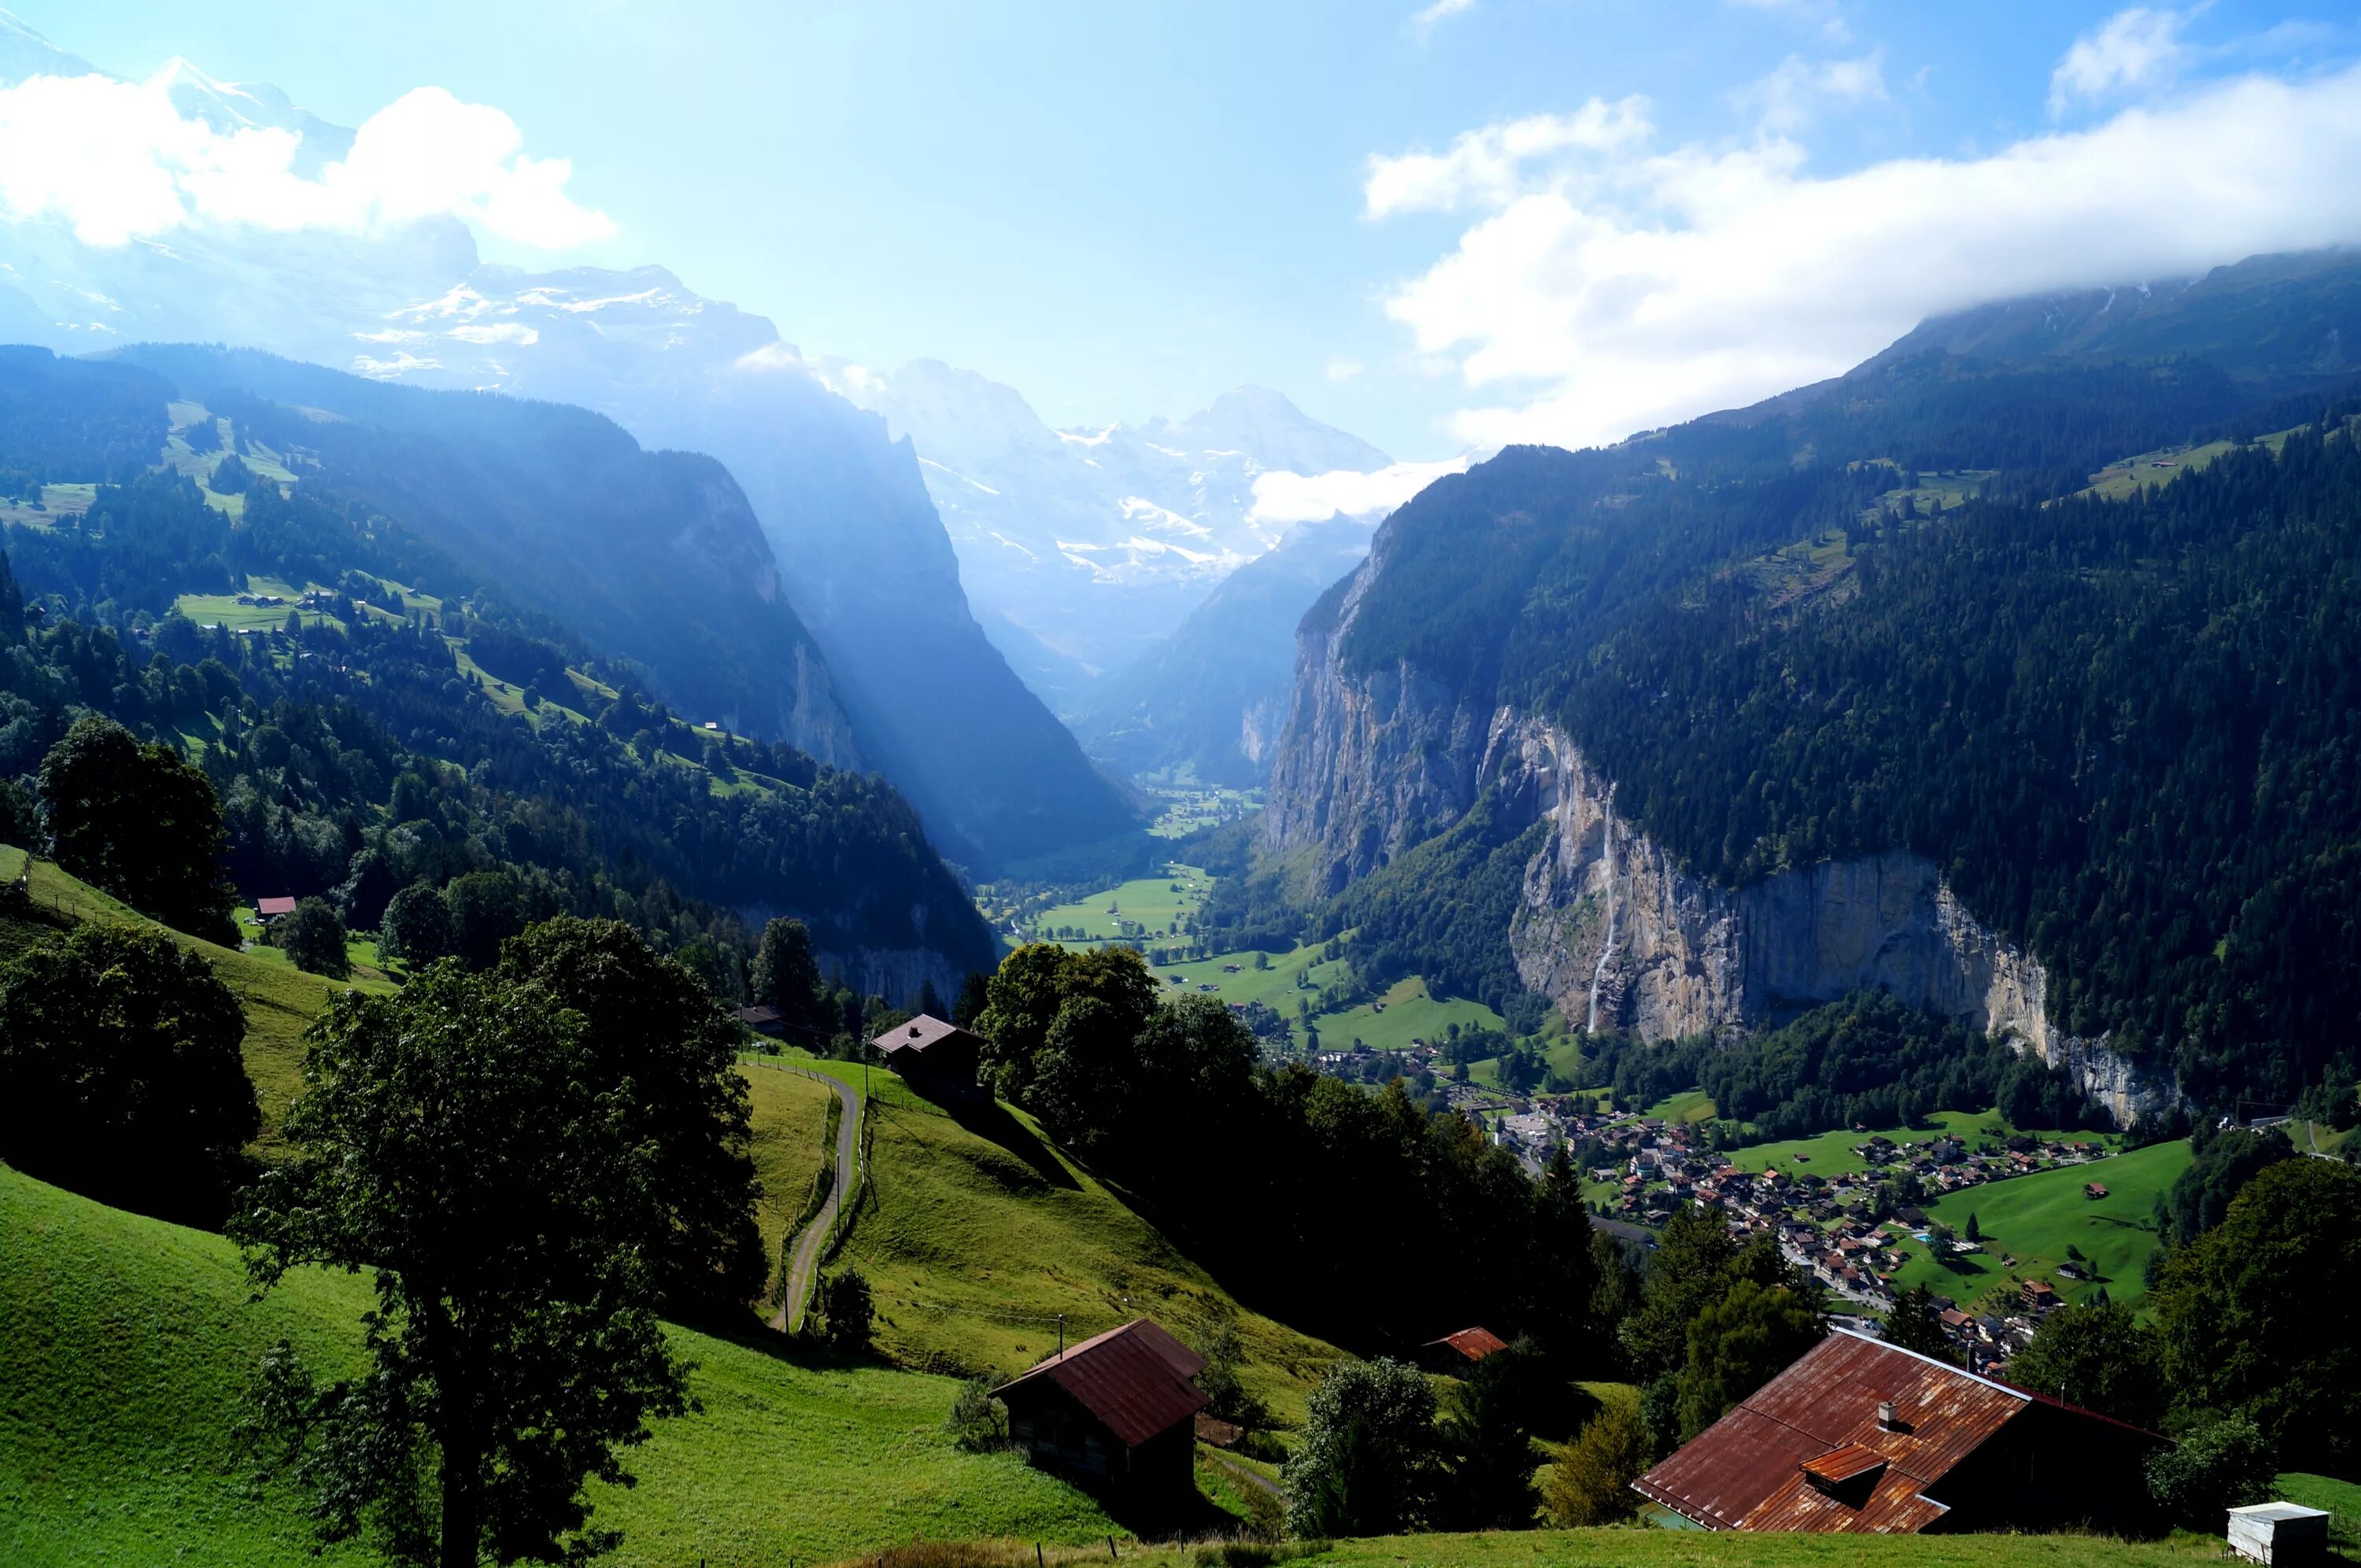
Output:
[992, 1319, 1208, 1450]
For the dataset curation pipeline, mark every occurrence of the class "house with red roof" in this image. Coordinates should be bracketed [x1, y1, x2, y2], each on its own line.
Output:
[992, 1319, 1206, 1516]
[1632, 1328, 2162, 1536]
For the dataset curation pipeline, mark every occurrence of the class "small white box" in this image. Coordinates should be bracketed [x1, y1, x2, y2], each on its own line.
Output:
[2227, 1501, 2331, 1566]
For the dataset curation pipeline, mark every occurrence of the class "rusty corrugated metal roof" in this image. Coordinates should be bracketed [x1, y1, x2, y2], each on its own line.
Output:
[1423, 1326, 1509, 1361]
[992, 1319, 1207, 1449]
[1800, 1443, 1887, 1483]
[1632, 1329, 2030, 1533]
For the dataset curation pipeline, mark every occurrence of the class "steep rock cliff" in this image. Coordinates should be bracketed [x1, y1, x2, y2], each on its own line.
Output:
[1265, 577, 2176, 1123]
[1265, 553, 1493, 894]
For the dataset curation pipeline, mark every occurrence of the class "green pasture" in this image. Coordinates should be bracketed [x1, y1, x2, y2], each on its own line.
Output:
[174, 575, 339, 633]
[1722, 1109, 2119, 1183]
[1886, 1137, 2193, 1313]
[781, 1050, 1346, 1429]
[0, 1164, 1119, 1568]
[14, 856, 394, 1145]
[1031, 862, 1211, 944]
[1150, 939, 1351, 1013]
[1643, 1089, 1719, 1125]
[1311, 975, 1506, 1053]
[0, 481, 95, 528]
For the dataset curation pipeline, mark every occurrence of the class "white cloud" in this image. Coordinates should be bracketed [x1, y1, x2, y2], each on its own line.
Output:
[1325, 356, 1365, 382]
[1371, 61, 2361, 452]
[0, 71, 611, 248]
[1724, 0, 1852, 44]
[1363, 97, 1653, 217]
[1411, 0, 1476, 35]
[1733, 50, 1887, 132]
[2049, 7, 2188, 116]
[1249, 456, 1472, 525]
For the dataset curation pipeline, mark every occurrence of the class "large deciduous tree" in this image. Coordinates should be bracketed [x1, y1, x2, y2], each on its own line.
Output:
[2153, 1157, 2361, 1470]
[492, 917, 763, 1318]
[1674, 1276, 1824, 1442]
[2008, 1298, 2163, 1429]
[232, 941, 752, 1568]
[38, 715, 236, 943]
[748, 917, 828, 1041]
[0, 923, 256, 1223]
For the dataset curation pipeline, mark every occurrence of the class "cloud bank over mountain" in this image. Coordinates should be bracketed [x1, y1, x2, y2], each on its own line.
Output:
[1372, 20, 2361, 451]
[0, 61, 608, 249]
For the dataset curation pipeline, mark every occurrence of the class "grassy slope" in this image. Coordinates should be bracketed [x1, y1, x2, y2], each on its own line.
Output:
[781, 1053, 1347, 1428]
[741, 1064, 839, 1292]
[1886, 1139, 2192, 1312]
[1036, 865, 1213, 944]
[7, 854, 395, 1143]
[0, 1164, 1118, 1568]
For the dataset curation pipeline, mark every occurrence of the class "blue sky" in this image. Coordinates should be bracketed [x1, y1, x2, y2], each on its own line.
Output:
[10, 1, 2361, 459]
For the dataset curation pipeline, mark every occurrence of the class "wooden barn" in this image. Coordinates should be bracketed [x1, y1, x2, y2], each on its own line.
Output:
[1633, 1329, 2165, 1535]
[870, 1013, 983, 1100]
[1418, 1326, 1509, 1377]
[993, 1319, 1207, 1518]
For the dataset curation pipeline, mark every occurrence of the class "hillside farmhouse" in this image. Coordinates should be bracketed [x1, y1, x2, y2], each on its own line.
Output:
[1634, 1330, 2163, 1535]
[993, 1319, 1207, 1517]
[870, 1013, 982, 1100]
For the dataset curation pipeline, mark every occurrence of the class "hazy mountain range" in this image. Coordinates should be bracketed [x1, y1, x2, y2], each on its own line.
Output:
[822, 360, 1393, 692]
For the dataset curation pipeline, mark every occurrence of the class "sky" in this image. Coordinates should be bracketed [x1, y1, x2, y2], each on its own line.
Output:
[6, 1, 2361, 463]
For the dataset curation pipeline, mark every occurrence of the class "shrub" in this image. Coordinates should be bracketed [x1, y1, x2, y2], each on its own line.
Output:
[1281, 1358, 1438, 1538]
[2145, 1415, 2277, 1529]
[944, 1375, 1007, 1451]
[813, 1266, 874, 1355]
[1540, 1399, 1649, 1526]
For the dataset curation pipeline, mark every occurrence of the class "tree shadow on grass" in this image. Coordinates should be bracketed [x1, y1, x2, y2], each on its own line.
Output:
[945, 1097, 1082, 1192]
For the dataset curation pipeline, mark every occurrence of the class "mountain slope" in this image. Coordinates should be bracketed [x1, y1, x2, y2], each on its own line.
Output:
[0, 348, 995, 993]
[109, 343, 856, 761]
[0, 25, 1136, 868]
[1074, 513, 1376, 784]
[1263, 248, 2361, 1123]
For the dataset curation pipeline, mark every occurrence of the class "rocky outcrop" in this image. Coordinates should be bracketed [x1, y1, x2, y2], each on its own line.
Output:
[1264, 585, 2178, 1122]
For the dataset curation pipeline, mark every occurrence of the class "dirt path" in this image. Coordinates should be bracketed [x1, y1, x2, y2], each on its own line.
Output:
[770, 1069, 862, 1334]
[1204, 1449, 1281, 1499]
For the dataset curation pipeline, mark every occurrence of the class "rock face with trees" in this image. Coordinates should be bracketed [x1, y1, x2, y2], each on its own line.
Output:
[1260, 256, 2361, 1125]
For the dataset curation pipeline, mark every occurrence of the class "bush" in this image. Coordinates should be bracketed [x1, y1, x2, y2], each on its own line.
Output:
[272, 895, 349, 979]
[944, 1374, 1008, 1451]
[1281, 1358, 1438, 1538]
[813, 1266, 873, 1356]
[2145, 1415, 2277, 1529]
[1540, 1399, 1649, 1526]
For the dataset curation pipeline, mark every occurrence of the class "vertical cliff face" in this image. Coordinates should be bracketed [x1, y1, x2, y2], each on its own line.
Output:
[1265, 552, 1495, 895]
[1266, 594, 2178, 1123]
